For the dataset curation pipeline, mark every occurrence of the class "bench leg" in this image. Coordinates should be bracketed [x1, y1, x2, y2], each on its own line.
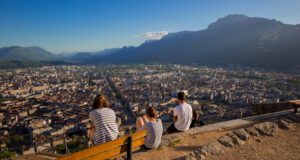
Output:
[294, 105, 298, 113]
[126, 137, 132, 160]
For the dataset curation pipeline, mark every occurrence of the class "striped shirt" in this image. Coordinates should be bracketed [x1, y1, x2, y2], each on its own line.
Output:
[89, 108, 119, 145]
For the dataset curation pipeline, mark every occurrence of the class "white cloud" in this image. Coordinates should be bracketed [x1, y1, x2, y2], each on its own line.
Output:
[142, 31, 168, 40]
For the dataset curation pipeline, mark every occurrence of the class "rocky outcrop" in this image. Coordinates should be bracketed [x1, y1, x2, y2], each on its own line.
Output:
[277, 119, 290, 129]
[183, 141, 225, 160]
[201, 141, 225, 155]
[184, 149, 207, 160]
[254, 122, 278, 136]
[245, 127, 260, 136]
[233, 129, 250, 141]
[183, 118, 296, 160]
[227, 132, 245, 145]
[218, 135, 234, 147]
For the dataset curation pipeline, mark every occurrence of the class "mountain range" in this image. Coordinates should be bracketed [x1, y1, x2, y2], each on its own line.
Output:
[62, 48, 120, 62]
[1, 14, 300, 70]
[0, 46, 56, 61]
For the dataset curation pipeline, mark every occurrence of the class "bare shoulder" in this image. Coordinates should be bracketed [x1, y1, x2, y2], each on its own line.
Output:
[136, 116, 143, 122]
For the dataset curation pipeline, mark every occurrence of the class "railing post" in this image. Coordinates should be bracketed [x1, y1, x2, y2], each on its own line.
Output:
[126, 136, 132, 160]
[64, 134, 70, 154]
[34, 139, 38, 154]
[294, 104, 298, 113]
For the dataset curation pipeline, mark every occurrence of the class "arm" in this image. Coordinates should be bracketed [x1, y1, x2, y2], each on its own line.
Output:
[136, 117, 147, 131]
[173, 108, 178, 122]
[136, 117, 144, 131]
[87, 122, 95, 139]
[173, 115, 178, 122]
[88, 112, 96, 139]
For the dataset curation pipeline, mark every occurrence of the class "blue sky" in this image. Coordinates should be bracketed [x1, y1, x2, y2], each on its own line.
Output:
[0, 0, 300, 53]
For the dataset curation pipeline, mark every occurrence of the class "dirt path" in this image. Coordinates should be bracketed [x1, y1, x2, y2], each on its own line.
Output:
[209, 123, 300, 160]
[133, 131, 228, 160]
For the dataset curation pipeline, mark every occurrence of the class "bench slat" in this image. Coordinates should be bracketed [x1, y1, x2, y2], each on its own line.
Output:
[289, 100, 300, 105]
[84, 138, 145, 160]
[109, 138, 146, 160]
[59, 130, 146, 160]
[131, 130, 147, 140]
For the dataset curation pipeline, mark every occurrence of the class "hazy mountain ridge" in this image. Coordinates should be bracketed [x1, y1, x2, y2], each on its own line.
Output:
[99, 14, 300, 70]
[0, 46, 57, 61]
[1, 14, 300, 70]
[0, 46, 120, 63]
[65, 48, 120, 62]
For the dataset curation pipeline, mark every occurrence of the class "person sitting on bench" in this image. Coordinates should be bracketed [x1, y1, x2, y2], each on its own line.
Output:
[88, 94, 119, 145]
[140, 107, 163, 149]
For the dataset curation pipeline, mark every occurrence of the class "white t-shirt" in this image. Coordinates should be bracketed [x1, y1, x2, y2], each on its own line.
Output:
[174, 102, 193, 131]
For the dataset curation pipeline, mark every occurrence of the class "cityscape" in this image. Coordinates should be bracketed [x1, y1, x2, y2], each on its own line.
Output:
[0, 64, 299, 155]
[1, 0, 300, 159]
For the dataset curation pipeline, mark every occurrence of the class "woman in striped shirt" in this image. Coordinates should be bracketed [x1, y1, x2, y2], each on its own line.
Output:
[88, 94, 119, 145]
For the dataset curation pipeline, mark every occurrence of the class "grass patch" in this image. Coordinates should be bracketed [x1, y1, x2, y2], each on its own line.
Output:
[168, 139, 181, 147]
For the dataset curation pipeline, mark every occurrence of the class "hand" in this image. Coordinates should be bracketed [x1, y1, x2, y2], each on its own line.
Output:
[87, 126, 95, 139]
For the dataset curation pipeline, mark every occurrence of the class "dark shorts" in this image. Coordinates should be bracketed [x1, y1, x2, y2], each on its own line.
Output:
[167, 124, 181, 134]
[141, 145, 152, 151]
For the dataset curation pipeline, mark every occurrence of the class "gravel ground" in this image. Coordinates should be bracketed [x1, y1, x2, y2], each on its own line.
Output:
[133, 131, 228, 160]
[208, 123, 300, 160]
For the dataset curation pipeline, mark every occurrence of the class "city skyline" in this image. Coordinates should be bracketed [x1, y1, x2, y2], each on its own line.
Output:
[1, 0, 300, 53]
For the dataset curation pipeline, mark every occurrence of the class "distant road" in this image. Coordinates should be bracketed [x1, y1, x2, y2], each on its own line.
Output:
[106, 75, 136, 124]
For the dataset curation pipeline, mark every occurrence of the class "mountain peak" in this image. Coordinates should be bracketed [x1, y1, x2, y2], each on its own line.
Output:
[222, 14, 249, 20]
[208, 14, 284, 30]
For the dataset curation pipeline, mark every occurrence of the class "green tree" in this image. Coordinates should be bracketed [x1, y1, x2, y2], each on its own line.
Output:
[0, 150, 16, 159]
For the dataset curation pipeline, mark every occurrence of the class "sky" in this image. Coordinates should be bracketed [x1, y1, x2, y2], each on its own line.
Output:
[0, 0, 300, 53]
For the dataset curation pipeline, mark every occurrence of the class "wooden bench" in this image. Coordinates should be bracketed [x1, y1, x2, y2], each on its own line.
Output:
[59, 130, 146, 160]
[288, 100, 300, 113]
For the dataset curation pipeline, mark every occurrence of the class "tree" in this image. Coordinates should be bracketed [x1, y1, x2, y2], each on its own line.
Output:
[0, 150, 15, 159]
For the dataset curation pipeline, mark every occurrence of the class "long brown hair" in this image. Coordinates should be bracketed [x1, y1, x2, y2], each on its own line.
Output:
[92, 94, 109, 109]
[146, 107, 157, 118]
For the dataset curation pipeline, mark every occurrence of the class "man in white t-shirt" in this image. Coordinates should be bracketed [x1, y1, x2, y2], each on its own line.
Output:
[167, 91, 193, 133]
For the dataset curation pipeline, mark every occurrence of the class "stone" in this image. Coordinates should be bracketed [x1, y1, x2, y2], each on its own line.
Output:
[193, 148, 201, 156]
[255, 138, 262, 142]
[227, 132, 245, 145]
[201, 141, 224, 155]
[233, 128, 250, 141]
[254, 122, 278, 136]
[159, 138, 170, 147]
[197, 147, 209, 157]
[282, 118, 292, 123]
[277, 119, 290, 129]
[193, 149, 207, 160]
[218, 135, 234, 147]
[197, 154, 206, 160]
[183, 152, 197, 160]
[245, 127, 260, 136]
